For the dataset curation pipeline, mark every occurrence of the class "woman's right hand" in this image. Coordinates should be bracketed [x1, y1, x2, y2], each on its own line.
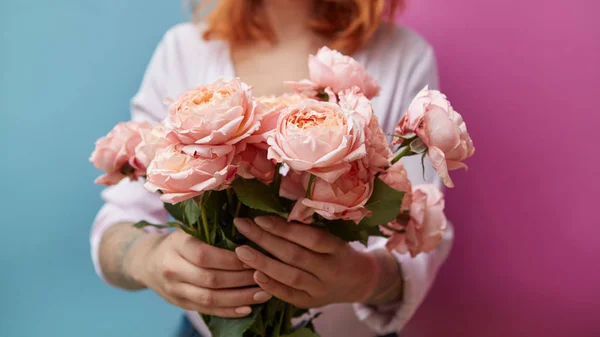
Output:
[130, 229, 273, 318]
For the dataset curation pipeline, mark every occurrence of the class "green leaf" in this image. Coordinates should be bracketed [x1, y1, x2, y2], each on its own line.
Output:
[201, 191, 228, 222]
[265, 298, 283, 329]
[358, 178, 405, 228]
[326, 220, 365, 243]
[360, 224, 384, 237]
[134, 221, 200, 238]
[178, 224, 198, 237]
[164, 203, 184, 223]
[203, 190, 237, 241]
[245, 208, 275, 218]
[358, 225, 384, 246]
[204, 305, 264, 337]
[182, 199, 201, 227]
[272, 301, 287, 337]
[249, 312, 266, 336]
[133, 221, 180, 230]
[216, 228, 238, 251]
[231, 178, 288, 217]
[325, 219, 384, 246]
[292, 308, 309, 318]
[282, 328, 320, 337]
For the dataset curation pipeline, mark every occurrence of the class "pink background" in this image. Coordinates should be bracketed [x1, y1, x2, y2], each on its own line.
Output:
[398, 0, 600, 336]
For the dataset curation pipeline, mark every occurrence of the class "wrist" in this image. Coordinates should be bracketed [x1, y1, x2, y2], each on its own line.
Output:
[355, 250, 382, 303]
[125, 232, 165, 287]
[361, 249, 404, 305]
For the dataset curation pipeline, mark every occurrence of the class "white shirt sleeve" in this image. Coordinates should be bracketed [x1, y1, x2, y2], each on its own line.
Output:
[90, 33, 172, 284]
[353, 224, 454, 334]
[353, 44, 456, 335]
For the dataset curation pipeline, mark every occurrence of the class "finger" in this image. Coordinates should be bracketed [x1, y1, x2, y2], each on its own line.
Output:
[202, 305, 255, 318]
[254, 271, 313, 308]
[175, 298, 254, 318]
[234, 218, 323, 274]
[168, 258, 256, 289]
[177, 237, 250, 270]
[171, 283, 273, 308]
[235, 245, 321, 292]
[253, 216, 345, 254]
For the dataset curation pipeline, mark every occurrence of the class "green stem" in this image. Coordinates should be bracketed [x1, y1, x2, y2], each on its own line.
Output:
[226, 189, 234, 213]
[391, 146, 413, 164]
[231, 203, 239, 239]
[277, 302, 287, 336]
[231, 220, 236, 239]
[283, 303, 294, 334]
[272, 163, 282, 193]
[305, 174, 316, 199]
[200, 205, 211, 244]
[234, 199, 242, 218]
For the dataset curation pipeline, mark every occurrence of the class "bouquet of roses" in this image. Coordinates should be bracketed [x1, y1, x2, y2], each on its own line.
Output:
[90, 47, 475, 337]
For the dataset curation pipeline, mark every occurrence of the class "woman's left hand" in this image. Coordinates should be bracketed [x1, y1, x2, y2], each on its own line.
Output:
[232, 216, 383, 308]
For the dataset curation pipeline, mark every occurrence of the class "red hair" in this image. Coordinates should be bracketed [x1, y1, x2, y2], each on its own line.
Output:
[197, 0, 404, 55]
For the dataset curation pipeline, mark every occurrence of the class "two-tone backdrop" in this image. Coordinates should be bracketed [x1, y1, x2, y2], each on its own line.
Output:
[1, 0, 598, 336]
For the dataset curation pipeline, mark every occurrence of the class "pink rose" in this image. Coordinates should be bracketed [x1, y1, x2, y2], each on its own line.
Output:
[394, 88, 453, 138]
[246, 94, 308, 148]
[164, 78, 260, 149]
[279, 170, 309, 201]
[133, 124, 172, 171]
[233, 142, 275, 184]
[395, 87, 475, 187]
[90, 121, 152, 185]
[364, 116, 393, 172]
[267, 100, 367, 183]
[286, 47, 380, 99]
[256, 93, 307, 110]
[287, 161, 374, 224]
[379, 160, 412, 210]
[384, 184, 447, 257]
[144, 145, 237, 204]
[338, 88, 392, 172]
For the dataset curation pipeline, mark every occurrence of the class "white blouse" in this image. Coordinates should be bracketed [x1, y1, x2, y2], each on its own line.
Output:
[91, 22, 454, 337]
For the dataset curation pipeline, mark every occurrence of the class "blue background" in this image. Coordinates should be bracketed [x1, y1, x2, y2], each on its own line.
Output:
[0, 1, 188, 336]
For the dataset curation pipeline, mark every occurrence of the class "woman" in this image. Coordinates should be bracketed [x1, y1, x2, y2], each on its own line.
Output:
[91, 0, 454, 336]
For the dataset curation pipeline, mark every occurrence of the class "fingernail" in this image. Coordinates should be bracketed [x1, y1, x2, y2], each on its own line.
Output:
[253, 291, 272, 302]
[236, 247, 256, 262]
[235, 306, 252, 315]
[233, 218, 251, 234]
[255, 271, 269, 283]
[254, 216, 274, 229]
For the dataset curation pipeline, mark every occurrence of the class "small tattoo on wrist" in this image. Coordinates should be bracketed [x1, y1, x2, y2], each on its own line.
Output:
[114, 232, 146, 288]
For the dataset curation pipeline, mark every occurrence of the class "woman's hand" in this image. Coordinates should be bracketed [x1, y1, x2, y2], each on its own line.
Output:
[233, 216, 403, 308]
[129, 229, 273, 317]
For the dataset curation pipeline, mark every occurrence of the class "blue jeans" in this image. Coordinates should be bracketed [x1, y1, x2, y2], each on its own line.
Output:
[175, 315, 399, 337]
